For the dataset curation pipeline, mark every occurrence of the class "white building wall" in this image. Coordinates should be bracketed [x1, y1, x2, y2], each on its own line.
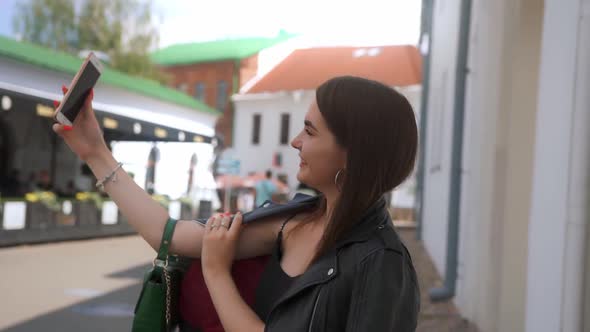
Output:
[233, 91, 315, 191]
[391, 85, 421, 209]
[425, 0, 545, 331]
[233, 86, 421, 194]
[421, 0, 462, 280]
[453, 2, 510, 329]
[525, 0, 590, 331]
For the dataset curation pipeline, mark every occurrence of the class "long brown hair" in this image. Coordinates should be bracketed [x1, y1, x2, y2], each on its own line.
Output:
[309, 76, 418, 261]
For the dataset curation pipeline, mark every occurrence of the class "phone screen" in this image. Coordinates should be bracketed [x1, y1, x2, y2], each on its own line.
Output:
[61, 62, 101, 123]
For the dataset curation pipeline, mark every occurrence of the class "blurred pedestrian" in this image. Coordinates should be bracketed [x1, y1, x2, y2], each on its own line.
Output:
[36, 170, 53, 191]
[254, 169, 277, 207]
[145, 143, 159, 195]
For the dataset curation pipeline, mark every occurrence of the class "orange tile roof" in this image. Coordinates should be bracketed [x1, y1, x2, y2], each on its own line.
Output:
[244, 45, 422, 94]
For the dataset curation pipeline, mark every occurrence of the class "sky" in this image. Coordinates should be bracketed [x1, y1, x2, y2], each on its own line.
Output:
[0, 0, 422, 48]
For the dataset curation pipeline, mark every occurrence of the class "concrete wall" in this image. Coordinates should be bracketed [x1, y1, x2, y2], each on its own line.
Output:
[490, 1, 544, 331]
[525, 0, 590, 330]
[421, 0, 462, 281]
[424, 0, 544, 330]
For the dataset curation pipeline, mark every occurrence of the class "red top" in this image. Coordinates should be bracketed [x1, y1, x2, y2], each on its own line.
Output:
[179, 256, 271, 331]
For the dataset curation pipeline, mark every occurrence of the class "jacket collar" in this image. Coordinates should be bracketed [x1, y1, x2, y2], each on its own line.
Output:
[267, 197, 390, 319]
[335, 197, 390, 248]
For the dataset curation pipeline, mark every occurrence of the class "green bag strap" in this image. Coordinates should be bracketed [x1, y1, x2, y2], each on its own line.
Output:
[155, 217, 177, 264]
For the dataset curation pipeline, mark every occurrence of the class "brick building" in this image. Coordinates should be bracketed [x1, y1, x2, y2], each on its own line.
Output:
[151, 32, 294, 148]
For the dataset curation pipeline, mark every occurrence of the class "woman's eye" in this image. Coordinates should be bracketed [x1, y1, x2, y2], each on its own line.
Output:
[305, 129, 312, 135]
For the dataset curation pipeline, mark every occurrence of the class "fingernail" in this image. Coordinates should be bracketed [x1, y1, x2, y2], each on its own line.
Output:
[61, 85, 67, 93]
[53, 100, 59, 108]
[63, 125, 73, 131]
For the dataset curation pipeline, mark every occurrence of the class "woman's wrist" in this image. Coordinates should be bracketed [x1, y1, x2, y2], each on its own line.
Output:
[85, 148, 119, 180]
[203, 266, 232, 281]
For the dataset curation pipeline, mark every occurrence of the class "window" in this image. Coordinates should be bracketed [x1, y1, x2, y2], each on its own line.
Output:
[280, 113, 290, 145]
[216, 80, 228, 112]
[252, 114, 261, 145]
[177, 83, 187, 92]
[194, 82, 206, 101]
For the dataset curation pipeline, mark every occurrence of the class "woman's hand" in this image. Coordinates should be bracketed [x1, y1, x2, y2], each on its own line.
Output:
[202, 212, 243, 277]
[52, 86, 109, 162]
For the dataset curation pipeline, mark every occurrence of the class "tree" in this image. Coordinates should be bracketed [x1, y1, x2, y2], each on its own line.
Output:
[13, 0, 168, 84]
[13, 0, 77, 52]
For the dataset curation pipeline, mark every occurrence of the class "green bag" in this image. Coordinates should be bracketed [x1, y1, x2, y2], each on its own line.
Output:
[132, 218, 191, 332]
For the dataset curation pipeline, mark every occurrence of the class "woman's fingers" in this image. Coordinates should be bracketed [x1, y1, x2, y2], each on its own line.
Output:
[205, 214, 217, 232]
[83, 89, 95, 117]
[215, 213, 231, 232]
[52, 123, 73, 136]
[52, 123, 63, 135]
[229, 212, 242, 237]
[205, 213, 239, 235]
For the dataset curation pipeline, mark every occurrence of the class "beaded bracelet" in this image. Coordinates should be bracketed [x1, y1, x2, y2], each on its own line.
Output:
[96, 162, 123, 192]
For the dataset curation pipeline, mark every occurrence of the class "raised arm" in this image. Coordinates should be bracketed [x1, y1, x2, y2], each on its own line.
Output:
[52, 88, 279, 258]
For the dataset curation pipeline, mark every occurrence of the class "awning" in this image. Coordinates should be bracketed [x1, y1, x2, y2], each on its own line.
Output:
[0, 81, 214, 144]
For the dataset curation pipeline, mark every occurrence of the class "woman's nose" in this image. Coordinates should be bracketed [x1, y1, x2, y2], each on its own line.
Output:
[291, 137, 301, 150]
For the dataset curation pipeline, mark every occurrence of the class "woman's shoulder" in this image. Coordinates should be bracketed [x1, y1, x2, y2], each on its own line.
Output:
[339, 224, 405, 261]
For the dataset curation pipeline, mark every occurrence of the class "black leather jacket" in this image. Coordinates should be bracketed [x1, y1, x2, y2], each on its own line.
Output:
[263, 198, 420, 331]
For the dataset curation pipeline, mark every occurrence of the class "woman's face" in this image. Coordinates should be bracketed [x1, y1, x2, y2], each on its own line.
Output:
[291, 101, 347, 192]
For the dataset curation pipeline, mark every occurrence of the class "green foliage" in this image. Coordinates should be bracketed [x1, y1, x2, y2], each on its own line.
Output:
[13, 0, 77, 52]
[75, 191, 105, 210]
[25, 191, 61, 212]
[13, 0, 168, 84]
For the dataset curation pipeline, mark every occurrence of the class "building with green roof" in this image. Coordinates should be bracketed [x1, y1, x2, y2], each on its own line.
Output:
[151, 31, 296, 66]
[0, 35, 221, 197]
[0, 35, 218, 116]
[150, 31, 296, 148]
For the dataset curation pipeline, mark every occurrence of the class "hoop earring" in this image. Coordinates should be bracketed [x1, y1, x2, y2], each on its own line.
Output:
[334, 169, 345, 192]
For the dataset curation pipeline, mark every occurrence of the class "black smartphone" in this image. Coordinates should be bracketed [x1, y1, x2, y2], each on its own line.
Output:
[54, 52, 103, 126]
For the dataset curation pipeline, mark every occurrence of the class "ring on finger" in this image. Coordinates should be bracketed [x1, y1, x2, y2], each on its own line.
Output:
[220, 221, 229, 228]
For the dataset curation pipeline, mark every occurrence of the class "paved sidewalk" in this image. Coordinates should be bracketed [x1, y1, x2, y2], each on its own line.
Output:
[1, 225, 478, 331]
[396, 225, 479, 332]
[0, 235, 154, 331]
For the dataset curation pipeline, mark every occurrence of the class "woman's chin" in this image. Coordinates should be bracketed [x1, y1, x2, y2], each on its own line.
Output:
[296, 171, 303, 183]
[296, 170, 307, 184]
[296, 171, 316, 190]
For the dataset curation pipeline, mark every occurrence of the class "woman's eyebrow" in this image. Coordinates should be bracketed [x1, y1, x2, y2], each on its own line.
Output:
[304, 120, 318, 131]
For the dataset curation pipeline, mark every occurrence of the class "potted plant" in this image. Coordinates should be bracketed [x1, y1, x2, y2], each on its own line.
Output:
[24, 191, 60, 229]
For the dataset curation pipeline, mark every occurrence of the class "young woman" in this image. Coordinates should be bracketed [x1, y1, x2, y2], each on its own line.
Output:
[53, 75, 420, 331]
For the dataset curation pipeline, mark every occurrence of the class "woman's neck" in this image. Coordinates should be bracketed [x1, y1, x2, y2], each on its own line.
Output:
[321, 189, 340, 224]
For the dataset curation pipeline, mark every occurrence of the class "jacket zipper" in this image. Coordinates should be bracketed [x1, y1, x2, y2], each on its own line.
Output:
[308, 287, 323, 332]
